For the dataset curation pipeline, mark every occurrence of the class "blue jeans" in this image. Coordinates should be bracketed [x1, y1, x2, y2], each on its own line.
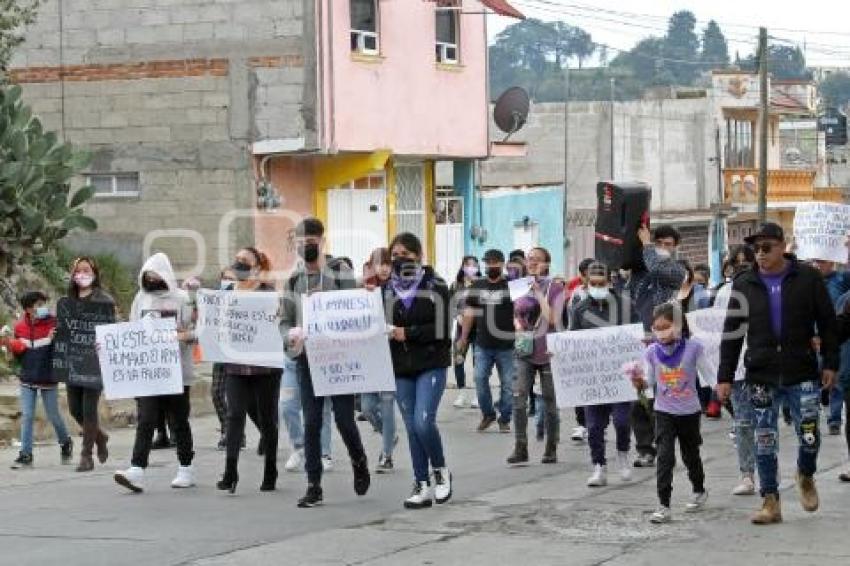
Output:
[751, 380, 821, 496]
[828, 383, 844, 427]
[396, 368, 447, 483]
[20, 386, 70, 456]
[731, 381, 755, 475]
[279, 360, 332, 456]
[473, 347, 514, 424]
[361, 391, 397, 457]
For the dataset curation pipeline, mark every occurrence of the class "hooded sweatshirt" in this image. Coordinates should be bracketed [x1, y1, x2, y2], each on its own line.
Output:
[129, 253, 196, 386]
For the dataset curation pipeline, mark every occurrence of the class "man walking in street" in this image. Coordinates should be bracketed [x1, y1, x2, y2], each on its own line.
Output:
[717, 222, 838, 525]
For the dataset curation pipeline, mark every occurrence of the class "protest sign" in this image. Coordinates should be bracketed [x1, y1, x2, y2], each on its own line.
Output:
[687, 308, 745, 384]
[548, 323, 650, 407]
[793, 202, 850, 263]
[303, 289, 395, 396]
[196, 290, 284, 368]
[52, 298, 115, 388]
[96, 318, 183, 400]
[508, 277, 534, 302]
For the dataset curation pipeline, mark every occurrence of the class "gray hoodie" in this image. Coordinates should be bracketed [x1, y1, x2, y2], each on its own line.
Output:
[130, 253, 196, 386]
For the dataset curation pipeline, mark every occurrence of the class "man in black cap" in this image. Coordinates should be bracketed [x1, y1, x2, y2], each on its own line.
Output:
[458, 249, 516, 433]
[717, 222, 838, 525]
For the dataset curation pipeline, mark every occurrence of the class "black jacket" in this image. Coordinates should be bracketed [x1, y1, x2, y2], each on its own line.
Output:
[570, 289, 637, 331]
[382, 267, 452, 377]
[718, 255, 838, 386]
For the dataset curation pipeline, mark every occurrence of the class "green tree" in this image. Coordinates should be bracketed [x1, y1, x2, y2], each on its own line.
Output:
[0, 85, 98, 276]
[701, 20, 729, 71]
[0, 0, 40, 73]
[663, 10, 700, 84]
[820, 72, 850, 110]
[740, 45, 810, 81]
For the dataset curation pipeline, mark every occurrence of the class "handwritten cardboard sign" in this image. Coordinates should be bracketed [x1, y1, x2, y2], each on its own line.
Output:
[52, 298, 115, 389]
[794, 202, 850, 263]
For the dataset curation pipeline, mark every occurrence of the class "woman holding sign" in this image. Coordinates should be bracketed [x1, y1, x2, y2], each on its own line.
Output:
[62, 257, 116, 472]
[382, 233, 453, 509]
[114, 253, 198, 493]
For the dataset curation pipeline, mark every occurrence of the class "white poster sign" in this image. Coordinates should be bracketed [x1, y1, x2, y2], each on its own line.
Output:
[196, 290, 284, 369]
[548, 323, 651, 407]
[508, 277, 534, 302]
[96, 318, 183, 400]
[303, 289, 395, 396]
[687, 308, 745, 384]
[793, 202, 850, 263]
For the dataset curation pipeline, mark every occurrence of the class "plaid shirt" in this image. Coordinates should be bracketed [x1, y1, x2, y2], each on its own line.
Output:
[627, 247, 687, 329]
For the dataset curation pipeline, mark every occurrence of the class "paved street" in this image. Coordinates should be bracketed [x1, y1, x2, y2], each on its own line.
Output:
[1, 392, 848, 566]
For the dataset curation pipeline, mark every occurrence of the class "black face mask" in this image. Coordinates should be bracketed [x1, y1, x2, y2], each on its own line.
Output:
[298, 242, 320, 263]
[142, 278, 168, 292]
[392, 257, 419, 278]
[486, 267, 503, 281]
[232, 261, 253, 281]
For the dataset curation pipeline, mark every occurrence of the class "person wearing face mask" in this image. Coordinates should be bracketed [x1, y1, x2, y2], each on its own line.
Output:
[114, 253, 198, 492]
[380, 232, 453, 509]
[63, 257, 116, 472]
[280, 217, 370, 508]
[458, 250, 516, 434]
[627, 224, 687, 469]
[571, 262, 639, 486]
[4, 291, 73, 469]
[450, 256, 480, 409]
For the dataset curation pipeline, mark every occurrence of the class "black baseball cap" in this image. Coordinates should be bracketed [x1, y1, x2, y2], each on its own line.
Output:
[483, 249, 505, 263]
[509, 249, 525, 261]
[744, 222, 784, 245]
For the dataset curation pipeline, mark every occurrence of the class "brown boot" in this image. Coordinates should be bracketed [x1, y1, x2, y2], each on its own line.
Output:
[751, 493, 783, 525]
[76, 424, 97, 472]
[796, 472, 819, 512]
[95, 429, 110, 464]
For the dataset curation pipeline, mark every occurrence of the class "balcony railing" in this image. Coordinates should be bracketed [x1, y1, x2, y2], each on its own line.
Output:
[723, 168, 844, 204]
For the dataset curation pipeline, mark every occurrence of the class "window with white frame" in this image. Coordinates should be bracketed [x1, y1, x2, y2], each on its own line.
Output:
[435, 3, 460, 64]
[350, 0, 379, 55]
[86, 172, 140, 197]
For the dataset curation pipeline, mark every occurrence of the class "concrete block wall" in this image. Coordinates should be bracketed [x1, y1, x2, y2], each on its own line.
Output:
[10, 0, 317, 280]
[677, 225, 710, 267]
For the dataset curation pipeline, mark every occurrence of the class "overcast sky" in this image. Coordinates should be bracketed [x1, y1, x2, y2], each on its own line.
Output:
[487, 0, 850, 67]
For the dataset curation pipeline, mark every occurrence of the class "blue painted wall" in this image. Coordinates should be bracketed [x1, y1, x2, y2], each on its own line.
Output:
[473, 185, 565, 276]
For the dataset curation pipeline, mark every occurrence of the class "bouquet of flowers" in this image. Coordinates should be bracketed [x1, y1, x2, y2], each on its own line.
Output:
[622, 360, 651, 410]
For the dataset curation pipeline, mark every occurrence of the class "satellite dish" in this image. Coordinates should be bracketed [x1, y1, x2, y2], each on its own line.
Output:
[494, 87, 530, 141]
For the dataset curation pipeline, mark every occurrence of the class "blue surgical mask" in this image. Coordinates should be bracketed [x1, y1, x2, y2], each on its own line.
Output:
[588, 287, 610, 301]
[35, 306, 50, 319]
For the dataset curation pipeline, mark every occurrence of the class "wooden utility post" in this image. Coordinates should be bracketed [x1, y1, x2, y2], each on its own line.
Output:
[758, 27, 769, 224]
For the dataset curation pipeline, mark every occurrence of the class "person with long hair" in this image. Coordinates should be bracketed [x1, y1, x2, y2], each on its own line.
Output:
[217, 246, 282, 494]
[64, 257, 116, 472]
[450, 256, 480, 409]
[382, 232, 453, 508]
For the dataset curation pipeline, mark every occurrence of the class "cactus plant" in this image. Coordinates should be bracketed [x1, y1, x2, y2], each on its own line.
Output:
[0, 84, 97, 276]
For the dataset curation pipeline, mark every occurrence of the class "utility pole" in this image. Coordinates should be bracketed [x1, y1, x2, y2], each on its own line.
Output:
[563, 65, 571, 256]
[711, 125, 725, 287]
[610, 77, 616, 179]
[758, 27, 769, 224]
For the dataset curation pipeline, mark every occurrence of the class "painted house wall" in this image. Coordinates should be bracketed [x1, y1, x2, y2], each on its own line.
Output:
[472, 186, 565, 276]
[321, 0, 489, 158]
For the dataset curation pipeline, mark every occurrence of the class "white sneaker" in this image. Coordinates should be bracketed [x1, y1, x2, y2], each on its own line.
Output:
[171, 465, 195, 489]
[685, 490, 708, 512]
[732, 475, 756, 496]
[322, 455, 334, 472]
[453, 392, 467, 409]
[114, 466, 145, 493]
[285, 449, 305, 473]
[570, 426, 587, 442]
[617, 452, 632, 482]
[587, 464, 608, 487]
[433, 467, 452, 504]
[470, 396, 479, 409]
[650, 506, 672, 524]
[404, 481, 433, 509]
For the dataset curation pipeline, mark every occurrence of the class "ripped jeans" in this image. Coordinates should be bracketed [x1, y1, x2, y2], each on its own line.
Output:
[751, 380, 821, 496]
[396, 368, 447, 483]
[731, 381, 755, 476]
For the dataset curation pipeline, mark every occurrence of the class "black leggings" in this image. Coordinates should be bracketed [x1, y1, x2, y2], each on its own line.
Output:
[132, 388, 193, 468]
[655, 411, 705, 507]
[224, 371, 281, 463]
[66, 385, 101, 427]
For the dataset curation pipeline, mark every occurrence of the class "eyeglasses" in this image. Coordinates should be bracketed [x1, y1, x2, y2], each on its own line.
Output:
[753, 242, 776, 254]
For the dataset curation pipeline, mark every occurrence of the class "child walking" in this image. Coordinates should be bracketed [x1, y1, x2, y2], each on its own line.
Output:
[632, 302, 714, 523]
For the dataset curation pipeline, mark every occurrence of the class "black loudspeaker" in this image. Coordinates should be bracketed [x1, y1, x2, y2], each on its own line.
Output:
[594, 181, 652, 271]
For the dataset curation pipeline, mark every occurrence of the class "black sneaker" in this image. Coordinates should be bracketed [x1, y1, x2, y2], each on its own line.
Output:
[376, 453, 394, 474]
[11, 452, 33, 470]
[829, 424, 841, 436]
[60, 438, 74, 464]
[216, 436, 227, 451]
[297, 484, 324, 508]
[353, 457, 371, 496]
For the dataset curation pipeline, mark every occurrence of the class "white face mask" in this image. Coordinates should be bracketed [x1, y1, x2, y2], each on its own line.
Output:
[74, 273, 95, 289]
[655, 248, 672, 259]
[588, 286, 610, 301]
